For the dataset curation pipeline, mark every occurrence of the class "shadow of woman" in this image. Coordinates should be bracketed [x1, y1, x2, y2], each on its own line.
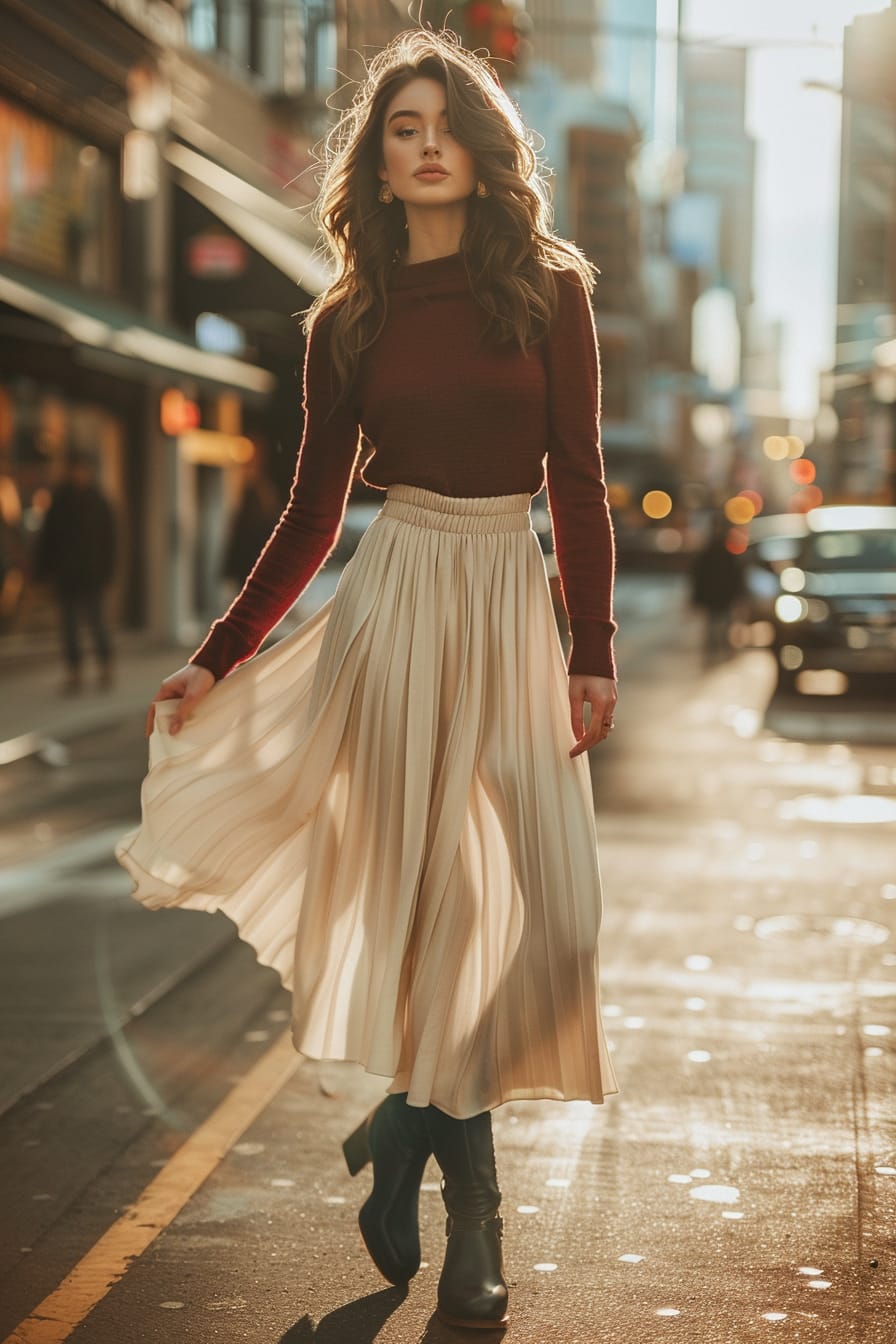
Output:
[278, 1285, 407, 1342]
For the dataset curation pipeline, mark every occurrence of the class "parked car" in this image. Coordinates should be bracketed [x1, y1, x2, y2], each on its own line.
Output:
[771, 505, 896, 695]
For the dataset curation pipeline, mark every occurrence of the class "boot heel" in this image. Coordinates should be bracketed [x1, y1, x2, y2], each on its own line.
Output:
[342, 1114, 373, 1176]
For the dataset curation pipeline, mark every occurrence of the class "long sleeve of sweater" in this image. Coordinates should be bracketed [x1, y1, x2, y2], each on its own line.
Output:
[544, 272, 617, 680]
[190, 313, 362, 681]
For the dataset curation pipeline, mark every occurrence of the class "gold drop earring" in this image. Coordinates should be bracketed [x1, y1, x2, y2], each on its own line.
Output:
[475, 181, 490, 198]
[379, 182, 394, 204]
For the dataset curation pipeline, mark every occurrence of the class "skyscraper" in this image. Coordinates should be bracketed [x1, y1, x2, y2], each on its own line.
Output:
[679, 42, 756, 367]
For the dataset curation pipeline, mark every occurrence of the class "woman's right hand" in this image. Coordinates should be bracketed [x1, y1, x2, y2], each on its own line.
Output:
[146, 663, 216, 738]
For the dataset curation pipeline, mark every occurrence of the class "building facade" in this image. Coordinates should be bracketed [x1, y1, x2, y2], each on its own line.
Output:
[0, 0, 340, 655]
[829, 0, 896, 503]
[678, 42, 755, 358]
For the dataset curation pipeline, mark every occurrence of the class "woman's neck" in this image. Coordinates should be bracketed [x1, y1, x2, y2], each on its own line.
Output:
[400, 209, 467, 266]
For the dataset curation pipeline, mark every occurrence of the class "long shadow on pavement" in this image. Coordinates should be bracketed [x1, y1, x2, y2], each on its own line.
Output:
[278, 1290, 508, 1342]
[278, 1287, 406, 1342]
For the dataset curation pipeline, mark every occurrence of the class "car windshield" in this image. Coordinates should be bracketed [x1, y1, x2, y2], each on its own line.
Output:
[804, 529, 896, 571]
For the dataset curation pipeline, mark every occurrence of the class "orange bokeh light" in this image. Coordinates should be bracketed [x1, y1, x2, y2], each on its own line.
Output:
[642, 490, 673, 520]
[789, 459, 816, 484]
[739, 490, 763, 514]
[724, 496, 755, 525]
[789, 485, 824, 512]
[726, 528, 748, 555]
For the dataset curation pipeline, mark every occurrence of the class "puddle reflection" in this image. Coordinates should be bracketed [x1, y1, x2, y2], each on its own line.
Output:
[689, 1184, 740, 1204]
[754, 914, 889, 945]
[784, 795, 896, 824]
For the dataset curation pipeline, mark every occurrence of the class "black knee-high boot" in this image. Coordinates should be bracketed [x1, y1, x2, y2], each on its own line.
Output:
[424, 1106, 509, 1330]
[342, 1092, 431, 1285]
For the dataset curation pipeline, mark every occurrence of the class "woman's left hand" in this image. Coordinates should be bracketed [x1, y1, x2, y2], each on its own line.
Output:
[568, 675, 618, 758]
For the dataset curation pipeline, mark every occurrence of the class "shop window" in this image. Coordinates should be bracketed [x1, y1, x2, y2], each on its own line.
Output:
[186, 0, 311, 96]
[0, 98, 116, 291]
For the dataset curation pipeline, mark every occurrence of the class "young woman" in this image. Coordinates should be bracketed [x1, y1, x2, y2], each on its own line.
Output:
[117, 26, 618, 1332]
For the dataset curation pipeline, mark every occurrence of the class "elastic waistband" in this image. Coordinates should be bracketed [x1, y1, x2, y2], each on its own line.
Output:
[382, 484, 531, 535]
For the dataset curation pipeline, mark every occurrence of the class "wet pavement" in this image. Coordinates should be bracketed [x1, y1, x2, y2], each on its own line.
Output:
[1, 574, 894, 1342]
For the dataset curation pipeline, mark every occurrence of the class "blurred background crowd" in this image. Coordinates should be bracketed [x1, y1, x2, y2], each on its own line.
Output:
[0, 0, 894, 697]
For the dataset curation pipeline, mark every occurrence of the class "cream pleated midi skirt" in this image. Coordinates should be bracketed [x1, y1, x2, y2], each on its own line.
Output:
[116, 484, 618, 1118]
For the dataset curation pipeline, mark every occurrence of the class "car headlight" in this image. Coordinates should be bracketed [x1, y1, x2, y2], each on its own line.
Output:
[775, 594, 809, 623]
[780, 566, 806, 593]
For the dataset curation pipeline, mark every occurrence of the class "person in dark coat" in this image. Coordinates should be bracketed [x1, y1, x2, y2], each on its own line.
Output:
[691, 514, 744, 658]
[35, 453, 117, 692]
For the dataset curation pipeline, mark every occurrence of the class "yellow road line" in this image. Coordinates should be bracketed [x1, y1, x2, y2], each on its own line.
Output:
[5, 1030, 301, 1344]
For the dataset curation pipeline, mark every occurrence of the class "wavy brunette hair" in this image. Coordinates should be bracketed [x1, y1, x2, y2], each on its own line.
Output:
[305, 26, 595, 398]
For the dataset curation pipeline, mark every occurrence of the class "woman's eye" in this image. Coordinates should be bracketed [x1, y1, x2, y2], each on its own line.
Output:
[394, 126, 452, 138]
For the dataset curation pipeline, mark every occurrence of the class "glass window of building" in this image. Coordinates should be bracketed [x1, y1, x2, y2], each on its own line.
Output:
[187, 0, 220, 51]
[186, 0, 314, 94]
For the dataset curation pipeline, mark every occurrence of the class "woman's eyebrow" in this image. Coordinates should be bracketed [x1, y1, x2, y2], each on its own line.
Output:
[386, 108, 449, 124]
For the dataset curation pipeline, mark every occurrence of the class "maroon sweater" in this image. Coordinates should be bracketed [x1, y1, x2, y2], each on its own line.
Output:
[191, 252, 617, 680]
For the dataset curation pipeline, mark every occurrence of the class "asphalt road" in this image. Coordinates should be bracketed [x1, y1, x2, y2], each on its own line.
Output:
[1, 577, 894, 1343]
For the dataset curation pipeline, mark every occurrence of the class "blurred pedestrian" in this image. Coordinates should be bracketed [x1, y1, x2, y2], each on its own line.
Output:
[691, 514, 744, 658]
[34, 452, 116, 692]
[118, 27, 618, 1331]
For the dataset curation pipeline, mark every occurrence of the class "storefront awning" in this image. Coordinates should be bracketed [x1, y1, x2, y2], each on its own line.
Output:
[166, 142, 334, 298]
[0, 263, 275, 395]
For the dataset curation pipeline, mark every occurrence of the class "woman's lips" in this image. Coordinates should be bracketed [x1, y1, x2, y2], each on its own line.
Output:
[415, 170, 448, 181]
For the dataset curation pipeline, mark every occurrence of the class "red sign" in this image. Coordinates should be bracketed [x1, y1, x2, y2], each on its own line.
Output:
[186, 232, 248, 278]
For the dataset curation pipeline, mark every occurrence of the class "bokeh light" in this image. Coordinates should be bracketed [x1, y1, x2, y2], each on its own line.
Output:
[789, 485, 824, 512]
[789, 459, 816, 484]
[642, 490, 672, 520]
[739, 489, 763, 514]
[726, 528, 748, 555]
[780, 567, 806, 592]
[724, 495, 755, 525]
[607, 482, 631, 509]
[786, 435, 805, 459]
[655, 528, 683, 552]
[763, 435, 788, 460]
[780, 645, 804, 669]
[775, 594, 808, 623]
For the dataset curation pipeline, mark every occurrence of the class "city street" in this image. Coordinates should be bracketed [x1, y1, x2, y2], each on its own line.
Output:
[1, 574, 894, 1343]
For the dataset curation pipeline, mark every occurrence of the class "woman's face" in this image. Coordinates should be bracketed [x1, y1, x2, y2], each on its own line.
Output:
[378, 76, 477, 208]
